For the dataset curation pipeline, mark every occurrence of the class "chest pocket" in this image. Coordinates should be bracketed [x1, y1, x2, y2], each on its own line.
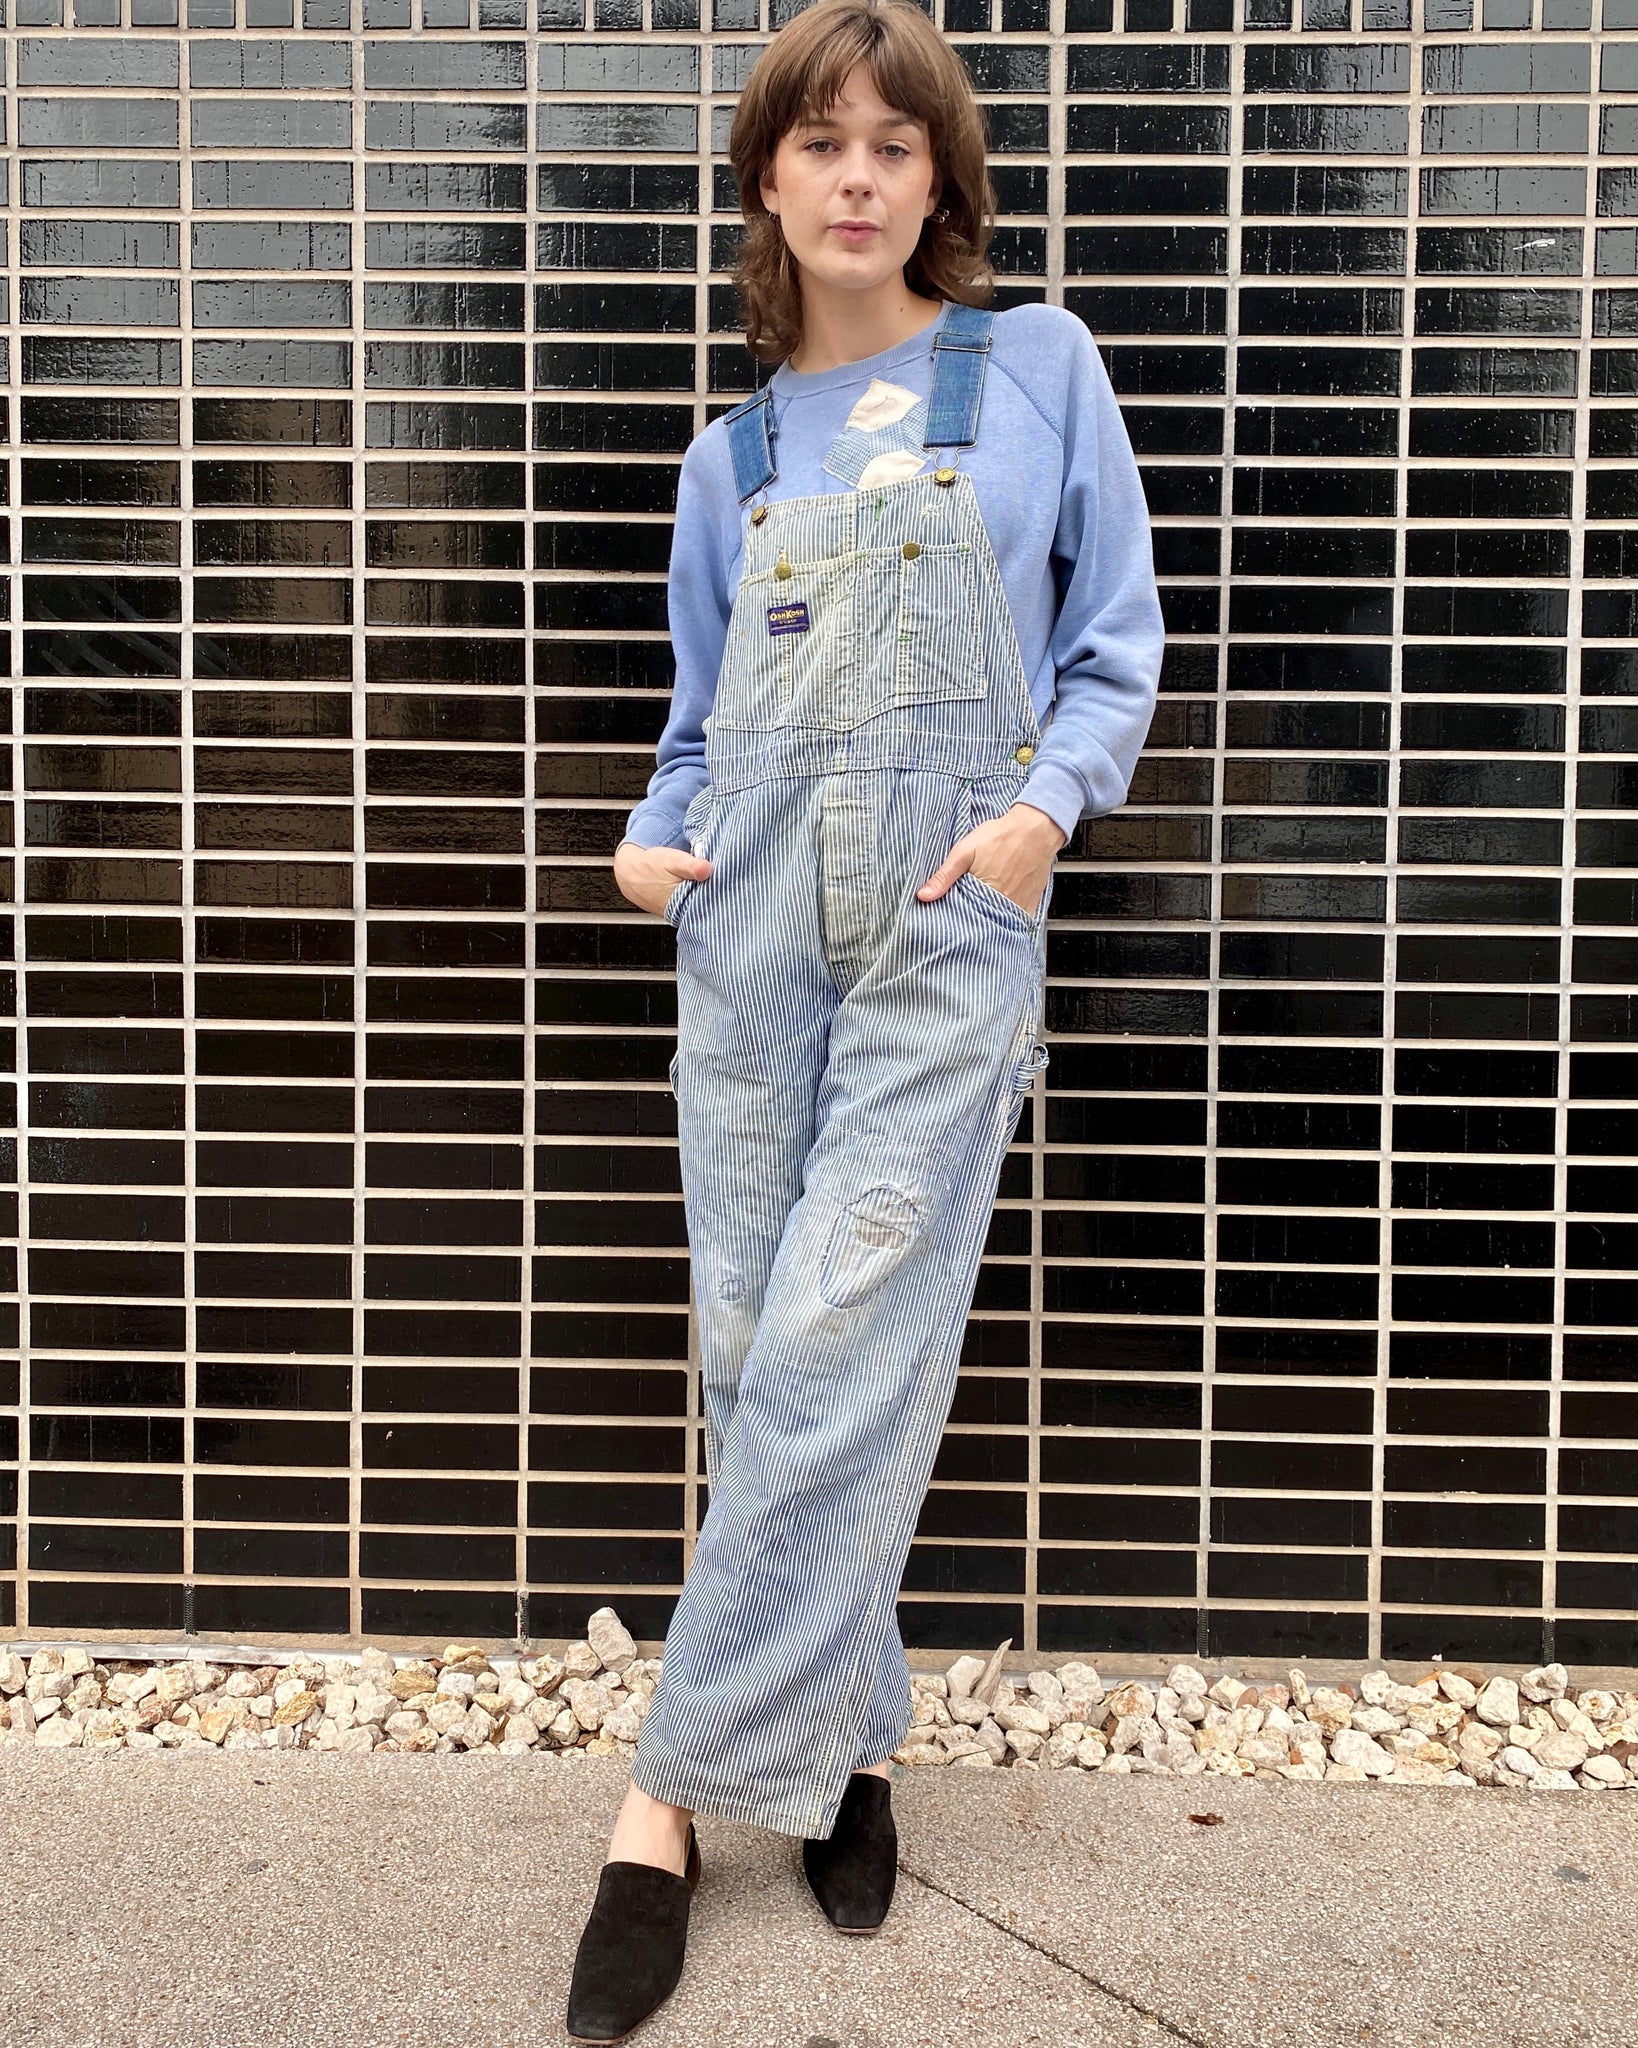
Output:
[713, 553, 854, 731]
[892, 540, 987, 706]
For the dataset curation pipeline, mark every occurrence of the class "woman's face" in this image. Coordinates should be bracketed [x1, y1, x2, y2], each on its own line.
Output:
[759, 60, 942, 296]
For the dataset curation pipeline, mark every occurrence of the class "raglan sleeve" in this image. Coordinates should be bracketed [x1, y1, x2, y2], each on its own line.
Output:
[1017, 311, 1166, 847]
[619, 426, 736, 853]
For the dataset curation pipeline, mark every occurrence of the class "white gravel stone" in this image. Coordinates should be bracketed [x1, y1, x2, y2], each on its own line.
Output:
[1306, 1688, 1354, 1734]
[602, 1698, 646, 1744]
[521, 1654, 565, 1696]
[1056, 1661, 1103, 1710]
[1519, 1663, 1569, 1703]
[994, 1697, 1051, 1737]
[1331, 1730, 1395, 1778]
[1475, 1678, 1520, 1728]
[1534, 1729, 1590, 1772]
[561, 1678, 612, 1733]
[586, 1607, 638, 1674]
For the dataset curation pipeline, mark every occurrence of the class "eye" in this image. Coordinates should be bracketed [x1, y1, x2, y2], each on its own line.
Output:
[803, 137, 837, 154]
[881, 143, 911, 160]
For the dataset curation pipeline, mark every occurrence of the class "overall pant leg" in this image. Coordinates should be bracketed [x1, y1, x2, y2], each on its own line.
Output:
[631, 822, 1045, 1840]
[665, 779, 838, 1489]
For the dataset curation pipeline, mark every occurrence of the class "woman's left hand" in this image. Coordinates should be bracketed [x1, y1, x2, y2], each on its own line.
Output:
[916, 801, 1068, 917]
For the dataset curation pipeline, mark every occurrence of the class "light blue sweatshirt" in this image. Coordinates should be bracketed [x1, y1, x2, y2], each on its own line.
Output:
[621, 299, 1165, 852]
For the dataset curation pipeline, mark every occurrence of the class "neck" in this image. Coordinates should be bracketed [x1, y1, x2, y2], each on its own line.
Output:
[786, 278, 945, 376]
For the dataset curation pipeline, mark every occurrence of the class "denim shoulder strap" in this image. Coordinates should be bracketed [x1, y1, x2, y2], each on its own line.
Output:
[922, 303, 995, 451]
[721, 388, 777, 502]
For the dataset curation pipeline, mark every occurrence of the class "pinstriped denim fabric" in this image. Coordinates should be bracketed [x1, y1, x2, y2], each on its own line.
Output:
[630, 385, 1055, 1842]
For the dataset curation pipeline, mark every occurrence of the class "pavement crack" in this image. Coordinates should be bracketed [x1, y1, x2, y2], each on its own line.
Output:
[897, 1859, 1214, 2048]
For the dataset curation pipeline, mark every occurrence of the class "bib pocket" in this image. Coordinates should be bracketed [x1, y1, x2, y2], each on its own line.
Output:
[713, 554, 852, 731]
[892, 542, 987, 708]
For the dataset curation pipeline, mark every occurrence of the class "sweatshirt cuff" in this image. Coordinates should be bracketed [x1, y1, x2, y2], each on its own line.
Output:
[621, 800, 692, 854]
[1015, 761, 1089, 846]
[1021, 738, 1135, 844]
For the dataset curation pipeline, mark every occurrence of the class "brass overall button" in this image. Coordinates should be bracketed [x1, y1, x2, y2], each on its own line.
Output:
[749, 504, 768, 526]
[901, 541, 921, 560]
[774, 552, 793, 580]
[1014, 744, 1035, 763]
[933, 467, 957, 486]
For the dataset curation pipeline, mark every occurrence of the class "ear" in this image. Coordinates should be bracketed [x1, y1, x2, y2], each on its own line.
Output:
[924, 174, 943, 218]
[759, 163, 780, 217]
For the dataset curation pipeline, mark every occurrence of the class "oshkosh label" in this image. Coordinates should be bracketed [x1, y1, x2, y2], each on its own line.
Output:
[766, 599, 810, 637]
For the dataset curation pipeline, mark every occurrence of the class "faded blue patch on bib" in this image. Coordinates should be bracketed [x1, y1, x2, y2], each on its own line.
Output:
[821, 394, 932, 489]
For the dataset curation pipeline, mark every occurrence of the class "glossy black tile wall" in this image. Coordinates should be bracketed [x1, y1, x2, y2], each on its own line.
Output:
[0, 3, 1634, 1667]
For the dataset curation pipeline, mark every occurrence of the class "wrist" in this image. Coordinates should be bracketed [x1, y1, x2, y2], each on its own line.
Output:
[1010, 801, 1069, 854]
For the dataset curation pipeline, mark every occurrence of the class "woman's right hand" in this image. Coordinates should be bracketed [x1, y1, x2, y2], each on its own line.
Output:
[614, 838, 713, 917]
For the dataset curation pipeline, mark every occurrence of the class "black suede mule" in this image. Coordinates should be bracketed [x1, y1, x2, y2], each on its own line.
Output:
[565, 1823, 702, 2044]
[802, 1772, 898, 1934]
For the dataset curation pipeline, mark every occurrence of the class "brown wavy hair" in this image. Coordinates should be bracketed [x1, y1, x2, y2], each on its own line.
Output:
[728, 0, 996, 365]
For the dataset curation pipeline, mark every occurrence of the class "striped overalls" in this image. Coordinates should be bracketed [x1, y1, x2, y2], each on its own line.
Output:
[630, 305, 1055, 1840]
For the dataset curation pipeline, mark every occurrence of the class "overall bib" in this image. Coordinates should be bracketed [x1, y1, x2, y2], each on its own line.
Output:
[630, 305, 1055, 1840]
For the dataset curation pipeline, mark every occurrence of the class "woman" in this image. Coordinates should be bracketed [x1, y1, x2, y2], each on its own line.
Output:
[567, 1, 1163, 2035]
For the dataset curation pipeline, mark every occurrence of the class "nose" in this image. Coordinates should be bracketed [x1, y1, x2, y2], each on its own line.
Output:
[837, 145, 877, 196]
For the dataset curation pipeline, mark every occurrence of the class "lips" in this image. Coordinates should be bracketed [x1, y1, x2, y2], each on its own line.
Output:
[829, 222, 880, 243]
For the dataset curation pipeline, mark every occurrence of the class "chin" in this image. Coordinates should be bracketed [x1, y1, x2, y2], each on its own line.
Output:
[803, 249, 908, 288]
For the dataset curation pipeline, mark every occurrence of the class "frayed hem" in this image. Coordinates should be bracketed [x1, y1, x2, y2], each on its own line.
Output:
[629, 1759, 846, 1841]
[629, 1747, 905, 1843]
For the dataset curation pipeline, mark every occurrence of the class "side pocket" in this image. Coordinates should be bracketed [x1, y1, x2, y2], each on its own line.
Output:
[664, 786, 718, 929]
[957, 869, 1039, 933]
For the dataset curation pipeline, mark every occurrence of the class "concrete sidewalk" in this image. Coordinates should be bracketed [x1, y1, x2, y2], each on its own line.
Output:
[2, 1751, 1632, 2048]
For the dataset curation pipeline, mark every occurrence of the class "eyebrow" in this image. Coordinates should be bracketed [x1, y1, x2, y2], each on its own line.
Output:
[798, 105, 922, 131]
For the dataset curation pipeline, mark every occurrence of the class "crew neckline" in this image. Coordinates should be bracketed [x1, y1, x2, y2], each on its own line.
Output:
[770, 299, 953, 398]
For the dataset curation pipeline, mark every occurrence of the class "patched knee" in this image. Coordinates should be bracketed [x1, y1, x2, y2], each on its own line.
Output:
[817, 1184, 924, 1311]
[710, 1265, 746, 1305]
